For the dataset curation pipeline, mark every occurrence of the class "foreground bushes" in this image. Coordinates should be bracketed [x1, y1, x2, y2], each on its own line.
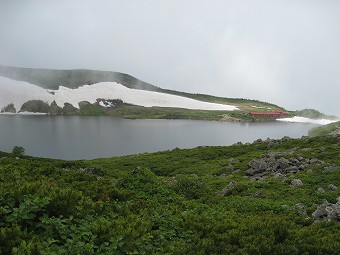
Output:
[0, 136, 339, 254]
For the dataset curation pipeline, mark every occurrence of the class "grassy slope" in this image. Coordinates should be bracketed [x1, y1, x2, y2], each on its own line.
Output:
[0, 135, 339, 254]
[0, 65, 286, 120]
[309, 121, 340, 136]
[76, 103, 255, 121]
[295, 109, 338, 120]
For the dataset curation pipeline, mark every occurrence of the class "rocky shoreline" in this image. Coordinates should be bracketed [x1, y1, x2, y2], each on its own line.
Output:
[0, 99, 124, 115]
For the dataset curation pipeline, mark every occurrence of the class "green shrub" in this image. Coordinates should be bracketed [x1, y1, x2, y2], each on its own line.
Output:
[11, 146, 25, 157]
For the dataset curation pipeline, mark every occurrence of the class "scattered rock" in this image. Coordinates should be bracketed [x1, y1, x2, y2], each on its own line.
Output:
[317, 187, 325, 193]
[266, 142, 277, 149]
[250, 192, 262, 198]
[312, 200, 340, 221]
[290, 179, 303, 188]
[273, 173, 285, 180]
[233, 142, 243, 146]
[191, 174, 198, 178]
[328, 184, 337, 191]
[254, 138, 263, 144]
[228, 158, 240, 163]
[309, 158, 319, 164]
[245, 152, 311, 178]
[245, 159, 268, 176]
[250, 176, 267, 182]
[323, 166, 340, 173]
[295, 203, 307, 216]
[219, 182, 237, 196]
[232, 169, 240, 174]
[281, 136, 291, 142]
[225, 164, 234, 171]
[219, 174, 233, 179]
[78, 167, 102, 175]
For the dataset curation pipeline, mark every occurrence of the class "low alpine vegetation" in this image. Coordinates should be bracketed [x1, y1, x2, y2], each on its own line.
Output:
[0, 135, 339, 254]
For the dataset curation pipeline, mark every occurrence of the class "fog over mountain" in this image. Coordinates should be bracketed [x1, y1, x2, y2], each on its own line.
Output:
[0, 0, 339, 116]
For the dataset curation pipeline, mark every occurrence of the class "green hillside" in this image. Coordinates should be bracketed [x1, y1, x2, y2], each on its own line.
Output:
[0, 135, 339, 254]
[309, 121, 340, 136]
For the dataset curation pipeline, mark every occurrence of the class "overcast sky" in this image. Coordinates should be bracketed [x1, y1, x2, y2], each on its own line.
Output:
[0, 0, 339, 116]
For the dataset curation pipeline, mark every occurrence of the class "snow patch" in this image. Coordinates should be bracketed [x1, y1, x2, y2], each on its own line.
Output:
[0, 112, 47, 115]
[0, 76, 238, 111]
[277, 116, 337, 125]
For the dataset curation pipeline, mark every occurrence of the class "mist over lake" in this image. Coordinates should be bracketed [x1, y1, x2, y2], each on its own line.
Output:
[0, 115, 317, 160]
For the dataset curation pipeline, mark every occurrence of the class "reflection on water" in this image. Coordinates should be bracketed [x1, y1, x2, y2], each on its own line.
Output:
[0, 115, 317, 160]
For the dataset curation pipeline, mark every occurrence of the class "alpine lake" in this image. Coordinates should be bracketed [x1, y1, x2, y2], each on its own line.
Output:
[0, 115, 317, 160]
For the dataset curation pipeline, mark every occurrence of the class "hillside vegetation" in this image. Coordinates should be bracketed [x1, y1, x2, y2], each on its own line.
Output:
[0, 135, 339, 254]
[295, 109, 338, 120]
[309, 121, 340, 137]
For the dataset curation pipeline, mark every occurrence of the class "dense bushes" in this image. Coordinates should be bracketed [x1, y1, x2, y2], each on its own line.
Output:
[0, 136, 339, 254]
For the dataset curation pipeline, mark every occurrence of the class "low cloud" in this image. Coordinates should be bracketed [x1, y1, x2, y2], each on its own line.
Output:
[0, 0, 339, 115]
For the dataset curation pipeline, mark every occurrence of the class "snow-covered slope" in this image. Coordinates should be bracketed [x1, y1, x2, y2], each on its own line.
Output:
[0, 76, 238, 111]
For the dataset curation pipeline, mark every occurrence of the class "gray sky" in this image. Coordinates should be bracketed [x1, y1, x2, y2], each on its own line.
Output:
[0, 0, 339, 116]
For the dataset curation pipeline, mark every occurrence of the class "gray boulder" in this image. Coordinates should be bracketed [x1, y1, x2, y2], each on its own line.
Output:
[312, 200, 340, 221]
[328, 184, 337, 191]
[290, 179, 303, 188]
[225, 164, 234, 171]
[219, 182, 237, 196]
[317, 187, 325, 193]
[295, 203, 307, 216]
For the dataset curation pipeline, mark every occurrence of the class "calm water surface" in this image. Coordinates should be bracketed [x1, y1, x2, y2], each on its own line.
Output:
[0, 115, 317, 160]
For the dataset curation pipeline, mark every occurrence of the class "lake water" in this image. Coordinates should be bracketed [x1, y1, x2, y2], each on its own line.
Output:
[0, 115, 317, 160]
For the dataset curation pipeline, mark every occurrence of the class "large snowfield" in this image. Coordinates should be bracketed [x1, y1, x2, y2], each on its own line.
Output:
[0, 76, 238, 112]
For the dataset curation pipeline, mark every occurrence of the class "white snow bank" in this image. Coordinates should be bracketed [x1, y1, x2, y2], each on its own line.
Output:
[0, 76, 238, 111]
[0, 112, 47, 115]
[0, 76, 54, 111]
[277, 116, 337, 125]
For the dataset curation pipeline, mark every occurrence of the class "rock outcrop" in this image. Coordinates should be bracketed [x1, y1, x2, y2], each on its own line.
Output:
[244, 151, 324, 178]
[49, 100, 63, 115]
[62, 103, 79, 114]
[19, 100, 50, 113]
[1, 103, 16, 113]
[78, 101, 92, 109]
[312, 199, 340, 221]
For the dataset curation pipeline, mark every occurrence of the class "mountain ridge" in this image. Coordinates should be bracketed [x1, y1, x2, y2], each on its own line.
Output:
[0, 65, 282, 110]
